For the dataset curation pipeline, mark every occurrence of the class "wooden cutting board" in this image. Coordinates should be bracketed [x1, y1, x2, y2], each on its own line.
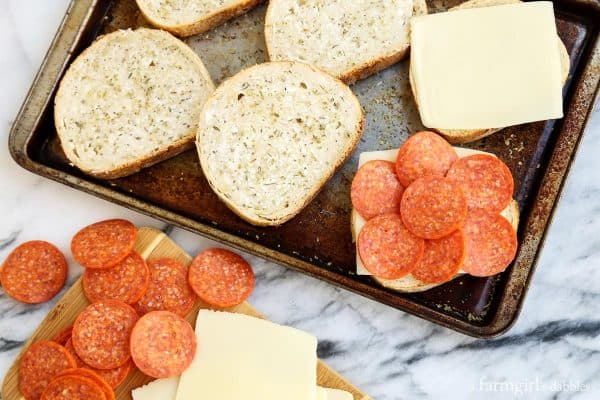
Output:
[2, 227, 369, 400]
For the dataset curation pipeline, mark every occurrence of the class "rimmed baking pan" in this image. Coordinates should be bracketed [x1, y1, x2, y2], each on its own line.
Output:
[9, 0, 600, 337]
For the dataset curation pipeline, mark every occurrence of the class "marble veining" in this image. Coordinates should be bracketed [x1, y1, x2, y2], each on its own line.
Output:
[0, 1, 598, 399]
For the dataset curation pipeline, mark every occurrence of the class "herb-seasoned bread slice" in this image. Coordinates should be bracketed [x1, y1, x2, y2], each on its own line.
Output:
[196, 61, 364, 226]
[409, 0, 571, 144]
[264, 0, 427, 85]
[136, 0, 264, 37]
[351, 147, 519, 293]
[54, 29, 215, 179]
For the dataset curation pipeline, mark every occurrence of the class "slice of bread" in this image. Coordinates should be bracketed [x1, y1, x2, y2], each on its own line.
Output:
[264, 0, 428, 85]
[351, 147, 519, 293]
[196, 61, 364, 226]
[409, 0, 571, 143]
[136, 0, 264, 37]
[54, 28, 215, 179]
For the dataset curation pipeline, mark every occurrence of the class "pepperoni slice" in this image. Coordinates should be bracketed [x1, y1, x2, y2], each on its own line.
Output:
[133, 258, 197, 317]
[400, 176, 467, 239]
[40, 375, 106, 400]
[56, 368, 114, 400]
[64, 339, 85, 368]
[94, 360, 132, 389]
[18, 341, 77, 400]
[51, 326, 73, 346]
[351, 160, 404, 220]
[357, 214, 424, 279]
[71, 219, 136, 269]
[411, 230, 466, 284]
[1, 241, 67, 304]
[130, 311, 196, 378]
[72, 301, 139, 369]
[188, 248, 254, 308]
[83, 251, 149, 304]
[395, 131, 458, 187]
[462, 211, 518, 277]
[446, 154, 514, 212]
[63, 339, 131, 388]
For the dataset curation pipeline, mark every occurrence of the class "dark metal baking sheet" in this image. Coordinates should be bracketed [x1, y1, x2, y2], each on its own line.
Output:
[9, 0, 600, 337]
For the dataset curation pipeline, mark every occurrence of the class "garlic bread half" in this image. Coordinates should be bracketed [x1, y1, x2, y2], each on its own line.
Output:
[265, 0, 427, 85]
[136, 0, 264, 37]
[197, 61, 364, 226]
[54, 29, 215, 179]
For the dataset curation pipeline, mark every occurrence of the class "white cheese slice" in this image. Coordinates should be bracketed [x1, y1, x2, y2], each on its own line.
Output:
[410, 1, 563, 129]
[132, 377, 179, 400]
[357, 148, 399, 167]
[320, 387, 355, 400]
[317, 387, 328, 400]
[175, 310, 318, 400]
[134, 379, 348, 400]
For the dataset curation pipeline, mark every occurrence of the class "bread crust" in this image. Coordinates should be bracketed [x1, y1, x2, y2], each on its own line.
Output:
[54, 28, 215, 179]
[196, 61, 365, 226]
[339, 48, 410, 86]
[83, 139, 195, 179]
[265, 0, 428, 85]
[409, 0, 571, 143]
[136, 0, 265, 37]
[337, 0, 428, 85]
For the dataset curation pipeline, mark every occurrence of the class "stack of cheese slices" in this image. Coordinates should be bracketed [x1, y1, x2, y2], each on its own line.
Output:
[132, 311, 353, 400]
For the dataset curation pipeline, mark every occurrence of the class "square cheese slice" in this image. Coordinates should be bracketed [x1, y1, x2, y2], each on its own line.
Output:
[319, 387, 355, 400]
[134, 380, 347, 400]
[175, 310, 318, 400]
[410, 1, 563, 129]
[132, 377, 179, 400]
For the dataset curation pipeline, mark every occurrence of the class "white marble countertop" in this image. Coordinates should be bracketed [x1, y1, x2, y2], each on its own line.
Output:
[1, 1, 598, 399]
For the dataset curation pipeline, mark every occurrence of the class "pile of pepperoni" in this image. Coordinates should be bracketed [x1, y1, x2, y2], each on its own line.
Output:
[352, 131, 518, 284]
[3, 219, 255, 400]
